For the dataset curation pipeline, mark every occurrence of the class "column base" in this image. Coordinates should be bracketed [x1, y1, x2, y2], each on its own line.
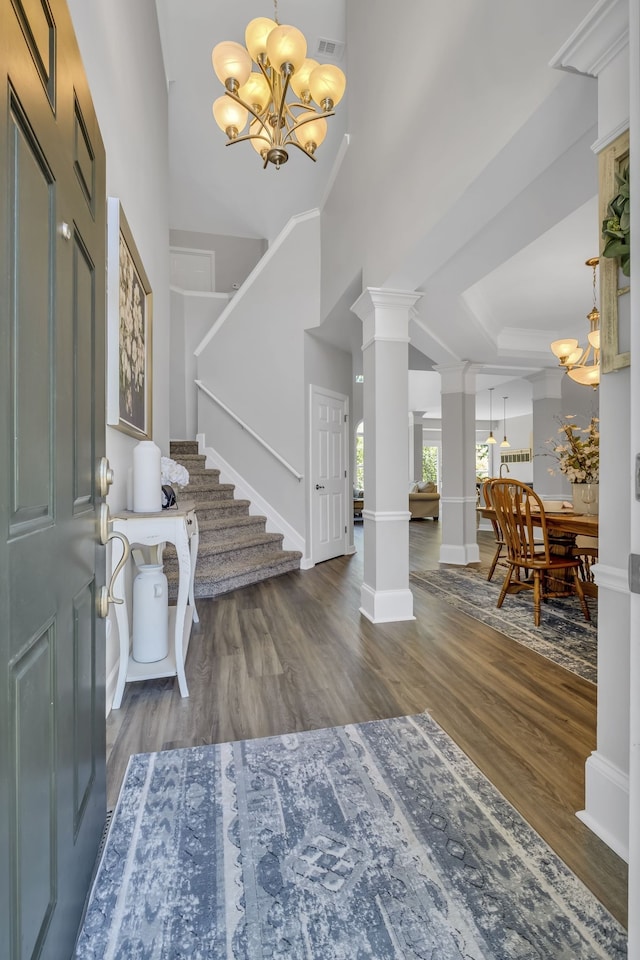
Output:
[360, 583, 415, 623]
[439, 543, 480, 565]
[576, 750, 629, 861]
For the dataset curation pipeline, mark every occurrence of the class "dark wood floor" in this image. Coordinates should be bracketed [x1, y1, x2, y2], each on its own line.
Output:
[106, 519, 628, 927]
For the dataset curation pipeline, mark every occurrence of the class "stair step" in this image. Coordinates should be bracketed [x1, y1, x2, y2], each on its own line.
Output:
[165, 440, 302, 597]
[191, 499, 252, 520]
[165, 531, 284, 567]
[170, 440, 199, 456]
[168, 550, 302, 600]
[171, 454, 207, 465]
[196, 514, 267, 535]
[185, 484, 235, 502]
[184, 471, 225, 487]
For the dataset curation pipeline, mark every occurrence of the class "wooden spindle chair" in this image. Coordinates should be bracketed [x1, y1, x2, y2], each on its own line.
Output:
[490, 479, 591, 627]
[482, 479, 506, 581]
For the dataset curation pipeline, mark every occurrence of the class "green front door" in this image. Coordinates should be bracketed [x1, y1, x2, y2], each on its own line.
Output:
[0, 1, 107, 956]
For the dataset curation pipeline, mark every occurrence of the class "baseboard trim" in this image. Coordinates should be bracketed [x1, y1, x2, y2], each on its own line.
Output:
[576, 750, 629, 862]
[439, 543, 480, 565]
[360, 584, 415, 623]
[196, 433, 306, 558]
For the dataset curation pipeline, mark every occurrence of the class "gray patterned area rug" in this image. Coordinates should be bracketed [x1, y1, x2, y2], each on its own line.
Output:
[411, 568, 598, 684]
[75, 714, 626, 959]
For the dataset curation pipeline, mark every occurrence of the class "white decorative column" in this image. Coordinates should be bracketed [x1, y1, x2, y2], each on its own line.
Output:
[436, 362, 481, 565]
[529, 369, 568, 499]
[351, 288, 421, 622]
[551, 0, 631, 871]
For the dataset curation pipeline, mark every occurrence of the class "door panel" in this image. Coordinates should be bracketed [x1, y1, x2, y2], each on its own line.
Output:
[311, 388, 348, 564]
[1, 0, 107, 956]
[9, 93, 54, 532]
[13, 625, 56, 959]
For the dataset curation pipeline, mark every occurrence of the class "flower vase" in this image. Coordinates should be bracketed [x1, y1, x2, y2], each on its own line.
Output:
[571, 482, 599, 515]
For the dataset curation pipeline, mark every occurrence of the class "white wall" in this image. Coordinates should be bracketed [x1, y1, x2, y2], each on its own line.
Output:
[67, 0, 170, 707]
[196, 213, 322, 537]
[169, 229, 267, 294]
[170, 290, 229, 440]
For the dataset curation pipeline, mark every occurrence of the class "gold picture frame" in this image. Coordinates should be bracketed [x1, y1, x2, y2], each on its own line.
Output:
[107, 198, 153, 438]
[598, 129, 630, 373]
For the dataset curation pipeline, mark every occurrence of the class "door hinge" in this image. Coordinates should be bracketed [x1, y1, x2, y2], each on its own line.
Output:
[344, 469, 347, 478]
[345, 525, 347, 533]
[630, 554, 640, 594]
[344, 414, 348, 422]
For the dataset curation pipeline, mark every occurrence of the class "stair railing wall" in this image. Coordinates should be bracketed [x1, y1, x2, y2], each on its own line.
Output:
[194, 211, 322, 545]
[196, 380, 302, 480]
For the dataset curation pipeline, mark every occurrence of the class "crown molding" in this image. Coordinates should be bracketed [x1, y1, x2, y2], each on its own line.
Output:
[550, 0, 628, 78]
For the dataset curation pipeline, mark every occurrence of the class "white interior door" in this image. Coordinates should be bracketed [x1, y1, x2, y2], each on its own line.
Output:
[311, 387, 348, 564]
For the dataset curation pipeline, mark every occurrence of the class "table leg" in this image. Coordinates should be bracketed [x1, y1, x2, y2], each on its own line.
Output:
[174, 527, 191, 698]
[188, 512, 199, 624]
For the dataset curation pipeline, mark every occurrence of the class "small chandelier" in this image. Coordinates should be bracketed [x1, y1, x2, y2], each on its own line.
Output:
[550, 257, 600, 388]
[486, 387, 496, 444]
[211, 1, 346, 170]
[500, 396, 510, 448]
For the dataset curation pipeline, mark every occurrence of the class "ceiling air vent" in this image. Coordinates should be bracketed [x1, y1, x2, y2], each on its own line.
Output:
[316, 38, 345, 61]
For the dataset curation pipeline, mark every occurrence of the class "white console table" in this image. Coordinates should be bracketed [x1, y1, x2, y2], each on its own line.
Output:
[110, 503, 199, 709]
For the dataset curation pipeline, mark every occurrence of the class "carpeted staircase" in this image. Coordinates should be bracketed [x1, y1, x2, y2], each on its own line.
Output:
[164, 440, 301, 599]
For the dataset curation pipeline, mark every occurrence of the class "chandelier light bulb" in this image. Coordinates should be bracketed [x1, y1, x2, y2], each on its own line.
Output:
[212, 96, 248, 137]
[309, 63, 346, 109]
[588, 329, 600, 350]
[550, 338, 579, 363]
[567, 364, 600, 387]
[238, 72, 271, 113]
[212, 40, 252, 89]
[244, 18, 278, 63]
[266, 24, 307, 74]
[290, 57, 319, 101]
[295, 112, 327, 153]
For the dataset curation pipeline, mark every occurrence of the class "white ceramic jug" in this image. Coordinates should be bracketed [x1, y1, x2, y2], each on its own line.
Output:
[132, 563, 169, 662]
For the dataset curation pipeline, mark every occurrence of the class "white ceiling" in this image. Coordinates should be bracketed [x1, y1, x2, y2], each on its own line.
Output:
[155, 1, 600, 423]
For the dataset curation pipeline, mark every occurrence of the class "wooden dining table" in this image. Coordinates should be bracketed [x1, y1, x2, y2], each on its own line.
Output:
[479, 504, 598, 539]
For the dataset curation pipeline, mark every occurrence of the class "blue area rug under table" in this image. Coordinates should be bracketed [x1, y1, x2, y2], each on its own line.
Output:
[75, 714, 625, 959]
[411, 567, 598, 684]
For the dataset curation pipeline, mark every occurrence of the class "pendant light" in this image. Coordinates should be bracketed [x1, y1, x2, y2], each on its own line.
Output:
[486, 387, 496, 444]
[549, 258, 600, 389]
[500, 396, 510, 448]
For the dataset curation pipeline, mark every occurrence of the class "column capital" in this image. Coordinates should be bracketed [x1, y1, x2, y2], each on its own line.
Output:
[528, 367, 565, 400]
[351, 287, 422, 348]
[433, 361, 482, 394]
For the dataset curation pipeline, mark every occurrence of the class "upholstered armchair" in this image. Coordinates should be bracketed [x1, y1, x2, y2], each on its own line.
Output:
[409, 481, 440, 520]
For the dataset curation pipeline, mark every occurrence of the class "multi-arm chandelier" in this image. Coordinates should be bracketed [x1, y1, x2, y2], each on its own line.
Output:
[550, 257, 601, 388]
[211, 2, 346, 170]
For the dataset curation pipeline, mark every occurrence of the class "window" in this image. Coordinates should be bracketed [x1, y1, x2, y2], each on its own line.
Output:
[422, 446, 439, 484]
[476, 443, 489, 479]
